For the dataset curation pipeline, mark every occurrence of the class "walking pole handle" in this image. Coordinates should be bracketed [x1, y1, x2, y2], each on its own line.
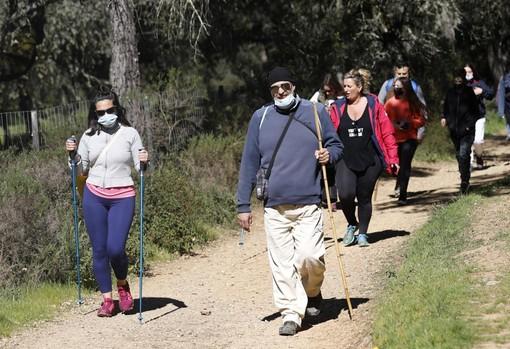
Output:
[139, 148, 148, 172]
[68, 135, 77, 161]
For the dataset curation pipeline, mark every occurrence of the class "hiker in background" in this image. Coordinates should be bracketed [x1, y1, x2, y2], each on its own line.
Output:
[331, 69, 399, 247]
[464, 63, 494, 169]
[310, 72, 344, 211]
[441, 69, 478, 194]
[310, 72, 344, 109]
[497, 62, 510, 141]
[237, 67, 343, 336]
[378, 62, 427, 142]
[65, 89, 149, 317]
[384, 77, 426, 205]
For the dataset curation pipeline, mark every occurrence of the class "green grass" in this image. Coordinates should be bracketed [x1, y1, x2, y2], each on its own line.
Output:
[0, 283, 87, 337]
[373, 195, 480, 349]
[485, 111, 506, 136]
[414, 119, 454, 162]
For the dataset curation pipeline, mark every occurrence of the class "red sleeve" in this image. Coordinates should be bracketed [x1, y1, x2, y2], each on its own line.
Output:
[330, 104, 340, 131]
[376, 102, 399, 165]
[410, 111, 426, 129]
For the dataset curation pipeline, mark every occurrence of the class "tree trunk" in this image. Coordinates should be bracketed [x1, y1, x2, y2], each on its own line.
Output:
[108, 0, 145, 137]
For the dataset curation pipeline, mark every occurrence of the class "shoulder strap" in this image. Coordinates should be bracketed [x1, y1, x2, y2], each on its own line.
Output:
[259, 107, 270, 129]
[91, 126, 124, 169]
[411, 80, 418, 92]
[265, 112, 295, 179]
[385, 78, 394, 92]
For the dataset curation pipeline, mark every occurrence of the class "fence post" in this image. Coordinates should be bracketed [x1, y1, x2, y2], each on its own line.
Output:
[31, 110, 40, 151]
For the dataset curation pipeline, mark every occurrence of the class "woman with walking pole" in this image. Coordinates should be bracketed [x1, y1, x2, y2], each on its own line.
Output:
[65, 89, 149, 317]
[330, 69, 399, 247]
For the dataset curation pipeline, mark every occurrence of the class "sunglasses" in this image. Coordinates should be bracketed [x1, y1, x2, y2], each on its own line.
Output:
[270, 83, 292, 96]
[96, 106, 116, 116]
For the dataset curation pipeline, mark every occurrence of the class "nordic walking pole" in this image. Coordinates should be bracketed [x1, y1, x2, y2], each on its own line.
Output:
[312, 104, 354, 319]
[138, 150, 147, 324]
[69, 137, 83, 305]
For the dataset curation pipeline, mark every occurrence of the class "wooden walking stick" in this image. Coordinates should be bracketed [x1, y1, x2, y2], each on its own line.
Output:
[313, 103, 354, 320]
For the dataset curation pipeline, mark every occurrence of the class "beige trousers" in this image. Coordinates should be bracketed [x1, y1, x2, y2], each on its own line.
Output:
[264, 204, 326, 326]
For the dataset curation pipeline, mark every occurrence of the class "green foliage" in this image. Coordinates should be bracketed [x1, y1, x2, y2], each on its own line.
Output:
[414, 119, 454, 162]
[485, 110, 506, 136]
[373, 195, 479, 348]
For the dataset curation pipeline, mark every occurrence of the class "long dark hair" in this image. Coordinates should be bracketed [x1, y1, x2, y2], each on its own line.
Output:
[321, 73, 344, 97]
[464, 63, 479, 80]
[388, 77, 426, 115]
[86, 88, 131, 136]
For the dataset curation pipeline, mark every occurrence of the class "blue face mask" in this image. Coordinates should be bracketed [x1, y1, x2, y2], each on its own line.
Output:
[274, 93, 296, 109]
[98, 113, 118, 127]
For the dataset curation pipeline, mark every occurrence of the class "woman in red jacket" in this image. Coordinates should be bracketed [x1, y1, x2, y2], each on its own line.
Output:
[384, 77, 426, 205]
[331, 69, 399, 247]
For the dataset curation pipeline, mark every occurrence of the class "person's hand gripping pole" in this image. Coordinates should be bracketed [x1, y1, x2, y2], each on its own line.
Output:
[67, 135, 84, 305]
[312, 103, 354, 320]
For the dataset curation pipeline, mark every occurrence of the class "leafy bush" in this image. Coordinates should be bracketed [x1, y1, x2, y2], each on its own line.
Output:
[0, 131, 240, 290]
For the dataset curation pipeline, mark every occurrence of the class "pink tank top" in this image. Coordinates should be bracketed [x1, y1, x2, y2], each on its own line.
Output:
[86, 183, 136, 199]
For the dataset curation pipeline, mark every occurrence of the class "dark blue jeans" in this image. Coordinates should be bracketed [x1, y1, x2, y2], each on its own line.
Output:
[451, 132, 475, 184]
[82, 185, 135, 293]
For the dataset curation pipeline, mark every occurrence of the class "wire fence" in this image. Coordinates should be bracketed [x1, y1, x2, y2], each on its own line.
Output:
[0, 92, 206, 153]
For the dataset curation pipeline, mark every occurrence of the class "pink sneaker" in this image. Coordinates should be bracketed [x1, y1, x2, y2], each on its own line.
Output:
[97, 298, 115, 317]
[117, 283, 134, 313]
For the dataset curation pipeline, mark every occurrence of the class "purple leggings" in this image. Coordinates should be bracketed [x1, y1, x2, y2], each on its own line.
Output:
[82, 185, 135, 293]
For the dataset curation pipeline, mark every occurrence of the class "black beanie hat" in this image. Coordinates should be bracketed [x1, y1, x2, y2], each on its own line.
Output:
[267, 67, 296, 86]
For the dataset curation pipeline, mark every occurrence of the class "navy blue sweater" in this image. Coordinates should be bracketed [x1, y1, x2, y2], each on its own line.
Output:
[236, 98, 343, 213]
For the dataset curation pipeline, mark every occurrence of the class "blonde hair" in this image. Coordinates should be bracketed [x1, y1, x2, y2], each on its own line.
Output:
[357, 68, 372, 92]
[344, 69, 368, 95]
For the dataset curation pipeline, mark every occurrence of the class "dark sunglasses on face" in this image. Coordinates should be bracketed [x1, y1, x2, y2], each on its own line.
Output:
[270, 83, 292, 96]
[96, 106, 116, 116]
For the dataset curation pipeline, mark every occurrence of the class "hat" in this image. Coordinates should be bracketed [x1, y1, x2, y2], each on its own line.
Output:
[267, 67, 296, 86]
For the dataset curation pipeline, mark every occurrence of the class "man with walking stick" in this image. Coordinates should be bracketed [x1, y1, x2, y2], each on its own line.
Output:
[237, 67, 343, 336]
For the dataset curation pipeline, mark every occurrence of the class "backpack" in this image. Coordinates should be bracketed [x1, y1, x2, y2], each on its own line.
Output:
[385, 78, 418, 93]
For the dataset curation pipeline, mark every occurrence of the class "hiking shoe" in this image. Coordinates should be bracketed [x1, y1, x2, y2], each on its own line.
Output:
[397, 198, 408, 206]
[343, 225, 358, 246]
[97, 298, 115, 317]
[357, 234, 370, 247]
[117, 282, 134, 313]
[279, 321, 300, 336]
[460, 181, 470, 195]
[306, 292, 322, 317]
[393, 188, 400, 198]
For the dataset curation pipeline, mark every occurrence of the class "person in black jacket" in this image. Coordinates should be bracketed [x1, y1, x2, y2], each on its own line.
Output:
[441, 69, 479, 194]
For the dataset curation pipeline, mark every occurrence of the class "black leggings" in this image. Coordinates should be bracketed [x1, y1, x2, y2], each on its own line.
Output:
[396, 139, 418, 200]
[336, 157, 383, 235]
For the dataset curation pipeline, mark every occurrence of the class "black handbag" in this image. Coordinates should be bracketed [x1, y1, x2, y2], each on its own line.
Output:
[255, 112, 295, 201]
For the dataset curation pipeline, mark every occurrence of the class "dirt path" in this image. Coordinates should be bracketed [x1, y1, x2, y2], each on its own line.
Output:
[2, 137, 510, 349]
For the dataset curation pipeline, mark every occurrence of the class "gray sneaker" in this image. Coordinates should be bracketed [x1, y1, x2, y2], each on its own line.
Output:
[279, 321, 300, 336]
[343, 225, 358, 246]
[357, 233, 369, 247]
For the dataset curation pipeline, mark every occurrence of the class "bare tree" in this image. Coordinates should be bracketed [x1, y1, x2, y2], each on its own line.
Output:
[108, 0, 140, 99]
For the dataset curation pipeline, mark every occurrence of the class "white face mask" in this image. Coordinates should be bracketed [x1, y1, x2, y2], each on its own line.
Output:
[98, 113, 118, 127]
[274, 93, 296, 109]
[465, 73, 473, 81]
